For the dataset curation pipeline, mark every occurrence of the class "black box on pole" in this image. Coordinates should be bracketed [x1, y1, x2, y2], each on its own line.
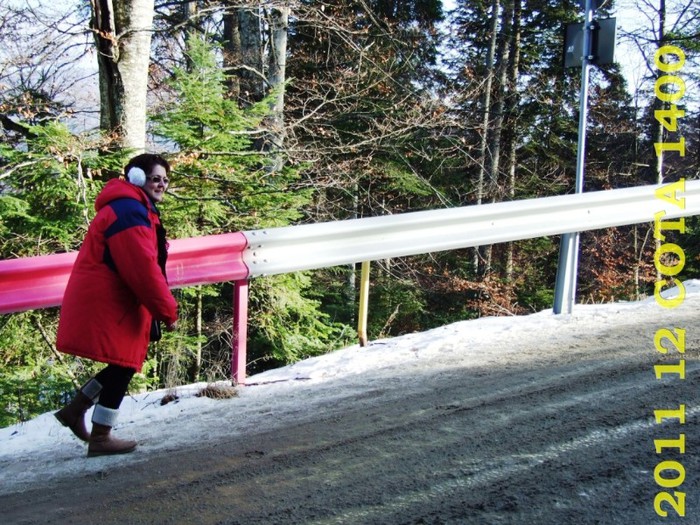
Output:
[563, 17, 617, 68]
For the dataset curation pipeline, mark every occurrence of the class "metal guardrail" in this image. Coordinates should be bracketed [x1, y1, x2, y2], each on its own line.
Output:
[243, 181, 700, 277]
[1, 180, 697, 383]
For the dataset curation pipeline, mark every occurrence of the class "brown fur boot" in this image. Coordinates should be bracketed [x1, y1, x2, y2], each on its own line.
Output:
[54, 378, 102, 442]
[87, 405, 137, 457]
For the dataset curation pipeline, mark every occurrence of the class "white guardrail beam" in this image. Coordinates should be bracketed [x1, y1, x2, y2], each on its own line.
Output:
[243, 181, 700, 278]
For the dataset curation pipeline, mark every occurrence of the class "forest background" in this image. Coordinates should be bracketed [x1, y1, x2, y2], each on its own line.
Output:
[0, 0, 698, 427]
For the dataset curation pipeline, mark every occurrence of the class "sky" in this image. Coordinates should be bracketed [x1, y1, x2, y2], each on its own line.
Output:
[1, 279, 698, 496]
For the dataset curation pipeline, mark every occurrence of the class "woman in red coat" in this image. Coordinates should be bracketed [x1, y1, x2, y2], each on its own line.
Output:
[55, 153, 178, 457]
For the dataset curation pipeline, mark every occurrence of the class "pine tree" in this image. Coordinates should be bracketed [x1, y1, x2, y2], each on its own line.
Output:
[151, 36, 351, 377]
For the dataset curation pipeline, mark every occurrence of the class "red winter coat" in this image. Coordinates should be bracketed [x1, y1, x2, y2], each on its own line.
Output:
[57, 179, 178, 371]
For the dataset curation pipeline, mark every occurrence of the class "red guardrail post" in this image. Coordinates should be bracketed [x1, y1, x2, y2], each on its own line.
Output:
[232, 279, 249, 385]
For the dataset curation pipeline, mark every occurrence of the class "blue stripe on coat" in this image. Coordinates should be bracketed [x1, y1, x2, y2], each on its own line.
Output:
[104, 198, 152, 239]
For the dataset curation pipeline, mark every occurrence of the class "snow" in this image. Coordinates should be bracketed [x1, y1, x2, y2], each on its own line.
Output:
[1, 280, 699, 495]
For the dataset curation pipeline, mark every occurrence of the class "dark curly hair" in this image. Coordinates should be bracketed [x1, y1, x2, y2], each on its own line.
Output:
[123, 153, 171, 178]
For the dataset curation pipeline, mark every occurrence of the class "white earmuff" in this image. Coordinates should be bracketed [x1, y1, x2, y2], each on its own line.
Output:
[127, 167, 147, 187]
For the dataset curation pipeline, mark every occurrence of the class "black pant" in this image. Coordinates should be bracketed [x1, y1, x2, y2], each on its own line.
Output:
[94, 364, 136, 409]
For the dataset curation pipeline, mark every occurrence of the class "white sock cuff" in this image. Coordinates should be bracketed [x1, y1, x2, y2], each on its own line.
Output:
[92, 405, 119, 427]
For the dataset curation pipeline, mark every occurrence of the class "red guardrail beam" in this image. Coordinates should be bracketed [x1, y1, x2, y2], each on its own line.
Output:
[0, 251, 77, 314]
[0, 232, 250, 314]
[167, 232, 249, 288]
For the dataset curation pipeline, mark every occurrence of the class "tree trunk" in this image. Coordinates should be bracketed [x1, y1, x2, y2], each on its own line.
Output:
[654, 0, 667, 186]
[504, 0, 522, 282]
[181, 0, 199, 71]
[474, 0, 500, 274]
[222, 6, 241, 99]
[239, 5, 264, 106]
[653, 0, 666, 280]
[222, 1, 262, 103]
[91, 0, 154, 151]
[482, 0, 512, 274]
[263, 6, 289, 172]
[487, 3, 512, 193]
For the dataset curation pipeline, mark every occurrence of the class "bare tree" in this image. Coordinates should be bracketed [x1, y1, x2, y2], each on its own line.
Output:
[0, 2, 96, 138]
[620, 0, 699, 186]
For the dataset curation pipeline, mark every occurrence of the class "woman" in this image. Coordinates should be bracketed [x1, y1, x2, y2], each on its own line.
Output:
[55, 153, 178, 457]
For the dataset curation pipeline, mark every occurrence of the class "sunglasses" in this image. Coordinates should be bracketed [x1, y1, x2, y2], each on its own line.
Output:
[147, 176, 170, 185]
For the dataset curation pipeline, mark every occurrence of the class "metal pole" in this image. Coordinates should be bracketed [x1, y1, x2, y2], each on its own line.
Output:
[553, 0, 594, 314]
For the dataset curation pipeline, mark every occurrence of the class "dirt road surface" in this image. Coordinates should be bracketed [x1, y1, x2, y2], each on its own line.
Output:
[1, 294, 698, 524]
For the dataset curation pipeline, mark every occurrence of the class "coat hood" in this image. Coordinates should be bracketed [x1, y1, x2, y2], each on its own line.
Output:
[95, 178, 151, 212]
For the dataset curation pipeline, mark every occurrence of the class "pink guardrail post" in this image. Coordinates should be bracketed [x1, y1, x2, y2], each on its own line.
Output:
[232, 279, 249, 385]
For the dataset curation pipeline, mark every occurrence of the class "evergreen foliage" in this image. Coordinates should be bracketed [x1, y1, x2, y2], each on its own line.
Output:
[150, 35, 352, 382]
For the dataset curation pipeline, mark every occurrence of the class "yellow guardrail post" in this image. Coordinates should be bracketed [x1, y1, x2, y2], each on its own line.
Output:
[357, 261, 370, 347]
